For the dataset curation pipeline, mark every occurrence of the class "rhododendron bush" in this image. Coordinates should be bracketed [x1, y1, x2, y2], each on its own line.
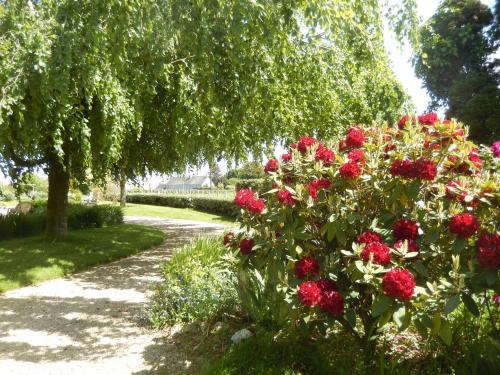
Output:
[225, 114, 499, 348]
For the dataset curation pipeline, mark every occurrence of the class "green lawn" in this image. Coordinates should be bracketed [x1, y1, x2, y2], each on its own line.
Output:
[0, 224, 165, 292]
[123, 203, 234, 226]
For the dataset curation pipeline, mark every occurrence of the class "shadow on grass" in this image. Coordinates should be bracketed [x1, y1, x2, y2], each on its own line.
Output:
[0, 224, 165, 292]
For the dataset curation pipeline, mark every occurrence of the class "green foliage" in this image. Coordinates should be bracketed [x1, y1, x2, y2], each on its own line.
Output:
[227, 162, 266, 180]
[414, 0, 500, 143]
[234, 179, 266, 193]
[0, 224, 165, 292]
[230, 118, 499, 350]
[0, 204, 123, 240]
[147, 237, 237, 327]
[127, 193, 238, 218]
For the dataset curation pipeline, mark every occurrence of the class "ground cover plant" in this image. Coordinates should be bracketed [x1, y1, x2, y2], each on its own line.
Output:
[224, 114, 499, 369]
[0, 224, 164, 292]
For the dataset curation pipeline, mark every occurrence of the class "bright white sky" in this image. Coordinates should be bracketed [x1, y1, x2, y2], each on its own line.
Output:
[1, 0, 496, 186]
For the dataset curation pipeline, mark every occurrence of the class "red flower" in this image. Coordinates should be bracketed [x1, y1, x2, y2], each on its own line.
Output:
[449, 213, 480, 238]
[339, 161, 361, 178]
[390, 159, 415, 178]
[382, 268, 415, 301]
[277, 189, 295, 206]
[394, 239, 419, 254]
[384, 144, 396, 153]
[297, 281, 322, 306]
[319, 290, 344, 316]
[247, 198, 265, 214]
[315, 144, 335, 166]
[393, 219, 419, 240]
[235, 188, 254, 207]
[282, 153, 292, 162]
[295, 256, 320, 278]
[317, 278, 338, 292]
[311, 178, 331, 189]
[264, 159, 279, 173]
[298, 136, 317, 154]
[398, 115, 416, 129]
[223, 232, 235, 246]
[338, 139, 348, 151]
[346, 127, 365, 148]
[418, 112, 438, 125]
[357, 231, 382, 245]
[307, 184, 318, 200]
[423, 139, 441, 150]
[361, 241, 391, 265]
[476, 232, 500, 270]
[239, 238, 254, 255]
[414, 157, 437, 180]
[347, 149, 365, 164]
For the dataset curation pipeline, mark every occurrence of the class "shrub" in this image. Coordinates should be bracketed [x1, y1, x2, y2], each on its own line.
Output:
[146, 237, 238, 327]
[227, 115, 499, 353]
[0, 204, 123, 239]
[127, 194, 239, 218]
[234, 179, 266, 193]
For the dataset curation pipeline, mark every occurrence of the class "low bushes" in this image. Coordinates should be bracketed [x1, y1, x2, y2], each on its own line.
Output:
[234, 179, 266, 193]
[127, 194, 239, 218]
[146, 237, 238, 327]
[0, 204, 123, 240]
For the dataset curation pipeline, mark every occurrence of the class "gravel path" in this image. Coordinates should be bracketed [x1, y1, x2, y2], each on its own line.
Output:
[0, 217, 226, 375]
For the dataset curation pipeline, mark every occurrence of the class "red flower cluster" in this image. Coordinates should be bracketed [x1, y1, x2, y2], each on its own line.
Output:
[476, 232, 500, 270]
[235, 188, 265, 214]
[457, 148, 483, 174]
[449, 213, 480, 238]
[298, 136, 317, 154]
[393, 219, 419, 240]
[418, 112, 438, 125]
[390, 158, 437, 180]
[282, 152, 292, 162]
[345, 127, 365, 148]
[297, 281, 322, 306]
[394, 239, 419, 254]
[297, 279, 344, 316]
[445, 180, 466, 202]
[339, 161, 361, 179]
[295, 256, 320, 278]
[307, 178, 331, 200]
[338, 139, 348, 151]
[315, 144, 335, 166]
[347, 149, 365, 164]
[239, 238, 254, 255]
[357, 231, 382, 245]
[398, 115, 416, 129]
[277, 189, 295, 206]
[223, 232, 235, 246]
[264, 159, 279, 173]
[361, 241, 391, 265]
[382, 268, 415, 301]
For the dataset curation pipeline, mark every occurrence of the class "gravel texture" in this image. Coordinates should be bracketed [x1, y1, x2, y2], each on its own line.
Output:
[0, 217, 226, 375]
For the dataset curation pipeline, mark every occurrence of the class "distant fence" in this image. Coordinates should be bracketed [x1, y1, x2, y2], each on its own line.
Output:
[130, 189, 234, 199]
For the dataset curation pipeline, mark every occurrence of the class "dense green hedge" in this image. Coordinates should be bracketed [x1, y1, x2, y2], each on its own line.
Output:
[234, 178, 265, 192]
[0, 204, 123, 240]
[127, 194, 239, 218]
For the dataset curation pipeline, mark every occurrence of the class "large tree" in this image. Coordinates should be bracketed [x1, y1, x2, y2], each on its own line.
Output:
[414, 0, 500, 143]
[0, 0, 416, 237]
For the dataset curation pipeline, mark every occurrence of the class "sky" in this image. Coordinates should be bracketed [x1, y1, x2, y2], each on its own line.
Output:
[1, 0, 496, 187]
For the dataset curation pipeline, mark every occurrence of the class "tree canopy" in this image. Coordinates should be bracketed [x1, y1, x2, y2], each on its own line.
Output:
[0, 0, 417, 235]
[414, 0, 500, 143]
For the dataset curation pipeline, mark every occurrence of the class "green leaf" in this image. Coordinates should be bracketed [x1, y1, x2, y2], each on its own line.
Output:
[432, 312, 441, 334]
[485, 270, 497, 287]
[345, 308, 356, 328]
[392, 304, 406, 328]
[424, 231, 439, 243]
[372, 295, 392, 317]
[439, 319, 452, 346]
[461, 293, 480, 317]
[452, 237, 466, 253]
[443, 295, 460, 315]
[412, 261, 429, 277]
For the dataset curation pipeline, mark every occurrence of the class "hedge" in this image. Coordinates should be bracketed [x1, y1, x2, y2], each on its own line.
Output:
[0, 204, 123, 240]
[127, 194, 239, 218]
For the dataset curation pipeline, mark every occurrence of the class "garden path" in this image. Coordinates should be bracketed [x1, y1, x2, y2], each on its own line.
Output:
[0, 217, 226, 375]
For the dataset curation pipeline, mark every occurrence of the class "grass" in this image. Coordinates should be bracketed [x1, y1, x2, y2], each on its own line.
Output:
[0, 224, 165, 292]
[123, 203, 234, 226]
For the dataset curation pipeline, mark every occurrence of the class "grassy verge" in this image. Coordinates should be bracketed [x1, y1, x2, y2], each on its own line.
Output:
[0, 224, 165, 292]
[123, 203, 234, 226]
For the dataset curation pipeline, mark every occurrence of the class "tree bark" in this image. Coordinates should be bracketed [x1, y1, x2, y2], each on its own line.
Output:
[46, 159, 70, 238]
[119, 177, 126, 207]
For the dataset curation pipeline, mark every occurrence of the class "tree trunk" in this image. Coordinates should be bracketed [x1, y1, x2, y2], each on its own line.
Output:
[46, 160, 70, 238]
[119, 177, 126, 207]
